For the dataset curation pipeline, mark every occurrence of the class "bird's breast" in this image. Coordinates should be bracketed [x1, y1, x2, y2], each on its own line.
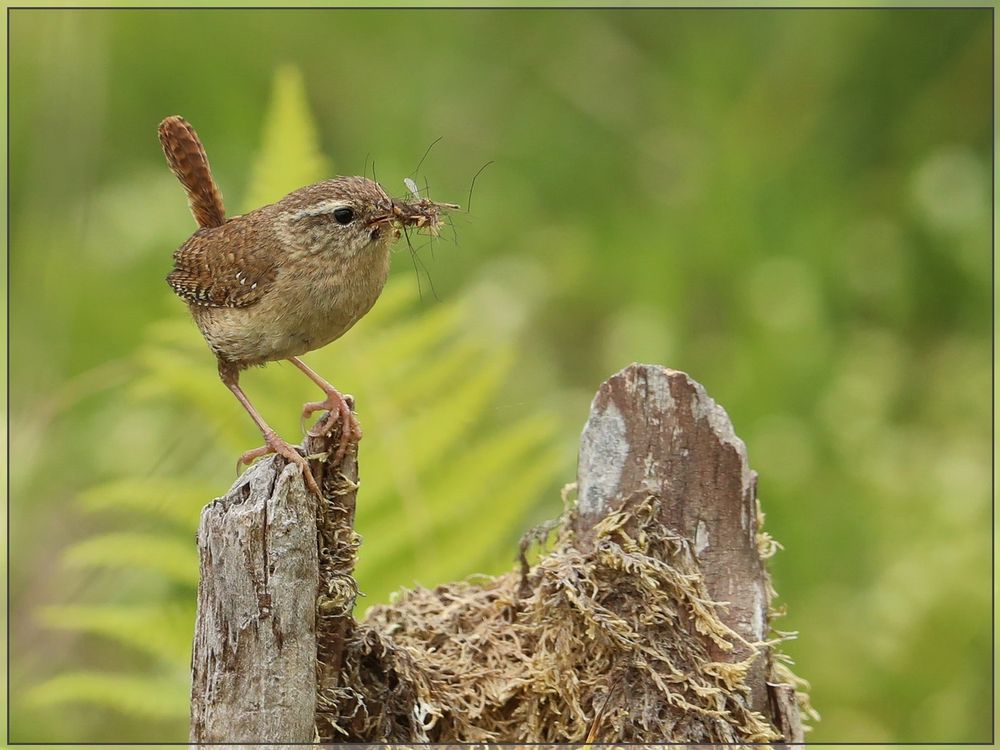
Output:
[193, 243, 391, 368]
[275, 243, 391, 351]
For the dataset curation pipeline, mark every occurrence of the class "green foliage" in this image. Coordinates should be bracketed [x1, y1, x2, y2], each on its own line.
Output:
[9, 9, 992, 744]
[37, 603, 194, 664]
[26, 672, 189, 722]
[243, 64, 331, 210]
[18, 66, 566, 740]
[64, 532, 199, 587]
[78, 478, 219, 529]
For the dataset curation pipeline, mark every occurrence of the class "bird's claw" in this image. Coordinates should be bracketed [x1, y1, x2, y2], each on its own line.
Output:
[300, 389, 362, 465]
[236, 430, 322, 498]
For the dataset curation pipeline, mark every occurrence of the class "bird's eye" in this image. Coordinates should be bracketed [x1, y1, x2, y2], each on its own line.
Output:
[333, 207, 355, 225]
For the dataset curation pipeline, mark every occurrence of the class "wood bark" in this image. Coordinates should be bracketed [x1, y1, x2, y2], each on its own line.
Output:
[189, 426, 356, 744]
[575, 365, 767, 703]
[574, 364, 802, 738]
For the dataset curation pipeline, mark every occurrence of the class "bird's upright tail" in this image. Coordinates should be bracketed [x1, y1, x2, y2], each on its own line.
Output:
[158, 115, 227, 229]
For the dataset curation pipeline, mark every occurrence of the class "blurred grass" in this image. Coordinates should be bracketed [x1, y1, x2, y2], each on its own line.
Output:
[8, 7, 992, 743]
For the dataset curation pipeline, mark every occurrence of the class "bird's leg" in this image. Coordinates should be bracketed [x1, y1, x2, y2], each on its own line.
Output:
[219, 361, 322, 497]
[288, 356, 361, 464]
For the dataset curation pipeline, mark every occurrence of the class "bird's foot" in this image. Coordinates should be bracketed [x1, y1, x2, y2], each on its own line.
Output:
[238, 429, 322, 498]
[301, 388, 362, 465]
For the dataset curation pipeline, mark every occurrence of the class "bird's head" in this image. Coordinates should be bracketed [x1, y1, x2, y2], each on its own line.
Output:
[275, 176, 457, 258]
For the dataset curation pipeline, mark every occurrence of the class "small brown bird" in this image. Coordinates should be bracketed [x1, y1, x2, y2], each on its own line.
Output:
[159, 115, 456, 496]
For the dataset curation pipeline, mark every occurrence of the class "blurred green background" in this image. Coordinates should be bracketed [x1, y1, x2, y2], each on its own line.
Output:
[8, 7, 992, 743]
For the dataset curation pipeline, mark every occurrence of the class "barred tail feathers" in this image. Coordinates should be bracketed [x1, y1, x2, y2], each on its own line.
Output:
[158, 115, 226, 229]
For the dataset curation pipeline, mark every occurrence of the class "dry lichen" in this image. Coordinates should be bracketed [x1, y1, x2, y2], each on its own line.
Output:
[316, 493, 811, 742]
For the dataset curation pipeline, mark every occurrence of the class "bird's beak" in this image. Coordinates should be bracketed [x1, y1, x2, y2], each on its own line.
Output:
[366, 212, 402, 243]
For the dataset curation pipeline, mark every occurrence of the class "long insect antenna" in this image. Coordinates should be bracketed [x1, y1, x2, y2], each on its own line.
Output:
[415, 239, 440, 301]
[409, 136, 444, 180]
[404, 226, 440, 302]
[416, 249, 440, 301]
[402, 225, 425, 301]
[371, 159, 378, 186]
[362, 152, 371, 183]
[443, 212, 460, 247]
[466, 160, 493, 214]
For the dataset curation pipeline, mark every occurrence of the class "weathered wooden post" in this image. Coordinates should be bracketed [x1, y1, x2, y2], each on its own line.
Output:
[188, 365, 808, 742]
[573, 365, 802, 738]
[189, 425, 358, 743]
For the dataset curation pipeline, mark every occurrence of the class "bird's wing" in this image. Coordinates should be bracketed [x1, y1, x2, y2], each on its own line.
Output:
[166, 222, 278, 308]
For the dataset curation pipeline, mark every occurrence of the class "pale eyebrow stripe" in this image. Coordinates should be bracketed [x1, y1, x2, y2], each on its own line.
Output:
[291, 200, 352, 219]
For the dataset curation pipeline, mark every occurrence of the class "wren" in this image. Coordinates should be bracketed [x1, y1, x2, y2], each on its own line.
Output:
[159, 115, 456, 496]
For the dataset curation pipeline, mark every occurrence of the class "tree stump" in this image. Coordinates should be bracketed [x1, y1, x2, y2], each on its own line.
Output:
[188, 365, 807, 742]
[189, 427, 358, 744]
[575, 366, 771, 712]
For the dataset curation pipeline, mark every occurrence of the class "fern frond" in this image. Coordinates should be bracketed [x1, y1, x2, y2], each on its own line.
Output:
[384, 338, 483, 413]
[450, 444, 567, 579]
[351, 347, 513, 511]
[244, 64, 329, 209]
[25, 671, 188, 721]
[358, 444, 567, 609]
[129, 348, 250, 451]
[357, 413, 557, 582]
[64, 533, 198, 586]
[345, 299, 466, 377]
[398, 347, 523, 475]
[78, 478, 219, 529]
[36, 603, 193, 664]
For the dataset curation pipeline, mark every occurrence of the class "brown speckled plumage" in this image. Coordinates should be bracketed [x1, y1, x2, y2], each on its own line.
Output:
[159, 116, 455, 495]
[167, 177, 396, 368]
[158, 116, 226, 230]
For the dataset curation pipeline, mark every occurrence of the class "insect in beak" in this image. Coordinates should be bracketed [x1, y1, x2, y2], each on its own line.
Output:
[366, 214, 399, 243]
[366, 183, 459, 244]
[389, 194, 460, 238]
